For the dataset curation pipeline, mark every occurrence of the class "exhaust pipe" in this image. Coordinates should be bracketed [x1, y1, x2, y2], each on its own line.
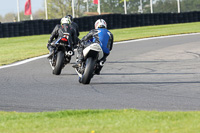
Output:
[66, 51, 73, 56]
[100, 61, 104, 66]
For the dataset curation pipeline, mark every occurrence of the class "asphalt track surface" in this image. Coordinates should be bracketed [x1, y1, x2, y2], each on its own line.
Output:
[0, 34, 200, 112]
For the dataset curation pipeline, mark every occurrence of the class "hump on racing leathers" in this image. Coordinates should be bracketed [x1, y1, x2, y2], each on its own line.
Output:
[58, 23, 73, 46]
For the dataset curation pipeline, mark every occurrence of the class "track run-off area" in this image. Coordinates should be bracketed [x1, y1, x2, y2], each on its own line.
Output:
[0, 33, 200, 112]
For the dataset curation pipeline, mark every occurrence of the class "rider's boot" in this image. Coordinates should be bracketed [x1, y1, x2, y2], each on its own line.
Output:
[72, 59, 82, 68]
[47, 46, 54, 59]
[95, 56, 107, 75]
[72, 44, 84, 68]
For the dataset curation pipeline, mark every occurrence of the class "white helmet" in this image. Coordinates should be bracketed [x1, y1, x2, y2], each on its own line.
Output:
[94, 19, 107, 29]
[61, 16, 71, 25]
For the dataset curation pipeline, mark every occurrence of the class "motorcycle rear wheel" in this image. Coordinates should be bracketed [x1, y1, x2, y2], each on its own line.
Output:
[81, 57, 95, 84]
[53, 51, 64, 75]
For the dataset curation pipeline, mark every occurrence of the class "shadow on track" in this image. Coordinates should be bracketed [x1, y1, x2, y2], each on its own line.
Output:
[106, 60, 176, 64]
[101, 73, 197, 75]
[92, 81, 200, 85]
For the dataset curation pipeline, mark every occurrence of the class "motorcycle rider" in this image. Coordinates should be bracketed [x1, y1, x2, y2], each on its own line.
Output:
[72, 19, 113, 75]
[66, 15, 80, 49]
[47, 16, 78, 59]
[66, 15, 80, 37]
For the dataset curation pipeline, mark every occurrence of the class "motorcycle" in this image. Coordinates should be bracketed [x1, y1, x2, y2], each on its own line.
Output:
[49, 32, 74, 75]
[74, 41, 105, 84]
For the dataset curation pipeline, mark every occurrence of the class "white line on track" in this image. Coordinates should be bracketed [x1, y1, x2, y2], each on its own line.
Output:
[114, 33, 200, 44]
[0, 33, 199, 70]
[0, 55, 48, 70]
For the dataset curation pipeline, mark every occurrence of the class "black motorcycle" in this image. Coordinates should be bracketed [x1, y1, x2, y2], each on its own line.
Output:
[49, 33, 74, 75]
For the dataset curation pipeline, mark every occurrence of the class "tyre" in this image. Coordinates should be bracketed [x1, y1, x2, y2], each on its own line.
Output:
[81, 57, 96, 84]
[79, 77, 82, 83]
[53, 51, 64, 75]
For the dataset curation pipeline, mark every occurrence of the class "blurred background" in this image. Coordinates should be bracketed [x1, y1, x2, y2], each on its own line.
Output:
[0, 0, 200, 22]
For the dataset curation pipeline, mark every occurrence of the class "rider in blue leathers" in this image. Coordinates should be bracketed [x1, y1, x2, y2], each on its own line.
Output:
[72, 19, 113, 75]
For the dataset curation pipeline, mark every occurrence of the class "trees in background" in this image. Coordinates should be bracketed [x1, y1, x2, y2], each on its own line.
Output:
[1, 0, 200, 22]
[47, 0, 72, 19]
[153, 0, 200, 13]
[3, 13, 17, 22]
[153, 0, 178, 13]
[0, 15, 3, 22]
[181, 0, 200, 12]
[33, 9, 45, 20]
[1, 10, 45, 23]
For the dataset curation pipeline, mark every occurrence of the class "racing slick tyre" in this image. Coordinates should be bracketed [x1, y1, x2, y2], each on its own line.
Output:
[53, 51, 64, 75]
[81, 57, 95, 84]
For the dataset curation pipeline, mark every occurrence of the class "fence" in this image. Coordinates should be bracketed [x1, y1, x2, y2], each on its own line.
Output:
[0, 11, 200, 38]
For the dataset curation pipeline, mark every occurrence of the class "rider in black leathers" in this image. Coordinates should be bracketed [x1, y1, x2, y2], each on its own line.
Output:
[47, 16, 78, 59]
[66, 15, 80, 37]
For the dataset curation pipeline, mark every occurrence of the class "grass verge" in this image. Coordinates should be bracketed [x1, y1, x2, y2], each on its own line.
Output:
[0, 109, 200, 133]
[0, 22, 200, 66]
[0, 22, 200, 132]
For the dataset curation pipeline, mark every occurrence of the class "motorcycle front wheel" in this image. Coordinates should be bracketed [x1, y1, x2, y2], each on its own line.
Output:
[53, 51, 64, 75]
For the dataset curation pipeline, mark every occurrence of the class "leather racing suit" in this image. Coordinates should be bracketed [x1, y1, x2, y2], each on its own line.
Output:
[71, 21, 80, 37]
[47, 24, 78, 56]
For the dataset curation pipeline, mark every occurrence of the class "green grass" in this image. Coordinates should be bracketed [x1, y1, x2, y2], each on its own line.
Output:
[0, 109, 200, 133]
[1, 22, 200, 132]
[0, 22, 200, 66]
[111, 22, 200, 41]
[0, 35, 49, 65]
